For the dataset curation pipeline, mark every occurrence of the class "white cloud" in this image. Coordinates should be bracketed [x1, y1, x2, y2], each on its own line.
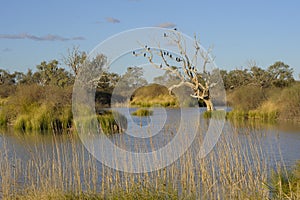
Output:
[0, 33, 85, 41]
[156, 22, 176, 28]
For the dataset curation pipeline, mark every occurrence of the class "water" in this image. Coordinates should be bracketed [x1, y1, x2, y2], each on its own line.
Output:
[1, 108, 300, 187]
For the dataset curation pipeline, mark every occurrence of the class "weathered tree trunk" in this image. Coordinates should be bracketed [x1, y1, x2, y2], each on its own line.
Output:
[203, 99, 214, 111]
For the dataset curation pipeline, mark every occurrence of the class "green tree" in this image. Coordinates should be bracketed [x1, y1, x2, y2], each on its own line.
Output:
[0, 69, 17, 97]
[0, 69, 16, 85]
[16, 69, 36, 85]
[249, 66, 271, 88]
[120, 66, 148, 89]
[225, 69, 252, 89]
[267, 61, 294, 87]
[36, 60, 73, 87]
[97, 72, 120, 93]
[114, 66, 148, 97]
[153, 70, 181, 87]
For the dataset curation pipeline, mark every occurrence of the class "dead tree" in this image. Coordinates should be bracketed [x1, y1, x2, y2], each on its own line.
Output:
[133, 31, 216, 111]
[63, 46, 87, 76]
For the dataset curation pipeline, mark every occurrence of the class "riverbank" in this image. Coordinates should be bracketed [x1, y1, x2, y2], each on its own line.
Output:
[226, 82, 300, 123]
[0, 84, 125, 134]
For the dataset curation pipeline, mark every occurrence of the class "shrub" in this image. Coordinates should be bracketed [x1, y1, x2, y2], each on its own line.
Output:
[131, 109, 153, 116]
[130, 84, 178, 108]
[0, 111, 7, 127]
[203, 110, 226, 119]
[227, 85, 266, 111]
[226, 110, 248, 120]
[98, 111, 127, 135]
[276, 83, 300, 121]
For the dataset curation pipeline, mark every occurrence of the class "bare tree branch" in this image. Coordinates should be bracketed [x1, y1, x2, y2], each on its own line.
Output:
[133, 30, 216, 111]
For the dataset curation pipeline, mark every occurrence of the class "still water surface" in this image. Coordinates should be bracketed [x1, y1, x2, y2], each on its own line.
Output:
[1, 108, 300, 182]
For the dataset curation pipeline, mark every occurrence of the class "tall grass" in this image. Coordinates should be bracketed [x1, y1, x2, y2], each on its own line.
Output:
[0, 84, 74, 133]
[0, 112, 7, 127]
[1, 125, 298, 199]
[268, 161, 300, 199]
[74, 110, 127, 135]
[13, 104, 73, 133]
[97, 111, 127, 135]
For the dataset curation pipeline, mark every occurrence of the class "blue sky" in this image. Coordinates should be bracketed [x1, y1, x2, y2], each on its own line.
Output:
[0, 0, 299, 79]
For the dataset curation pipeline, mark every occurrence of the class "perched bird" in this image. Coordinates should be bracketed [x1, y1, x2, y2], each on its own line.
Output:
[147, 47, 150, 51]
[163, 52, 166, 55]
[160, 64, 162, 68]
[164, 33, 167, 37]
[170, 54, 172, 58]
[174, 28, 177, 31]
[144, 53, 146, 57]
[132, 51, 135, 55]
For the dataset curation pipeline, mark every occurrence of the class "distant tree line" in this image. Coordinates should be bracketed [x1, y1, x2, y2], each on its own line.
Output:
[220, 61, 295, 90]
[0, 46, 296, 102]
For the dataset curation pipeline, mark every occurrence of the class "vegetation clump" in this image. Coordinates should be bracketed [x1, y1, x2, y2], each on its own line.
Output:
[268, 161, 300, 199]
[203, 110, 226, 119]
[97, 110, 127, 134]
[130, 84, 178, 107]
[224, 62, 299, 122]
[131, 108, 153, 116]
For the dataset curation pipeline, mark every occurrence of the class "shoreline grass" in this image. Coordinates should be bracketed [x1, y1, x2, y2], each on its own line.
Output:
[1, 126, 299, 199]
[131, 108, 153, 116]
[226, 83, 300, 123]
[97, 111, 127, 134]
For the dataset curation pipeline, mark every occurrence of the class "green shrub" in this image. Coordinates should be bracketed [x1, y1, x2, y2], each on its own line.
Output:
[0, 112, 7, 127]
[226, 110, 248, 120]
[131, 109, 153, 116]
[203, 110, 226, 119]
[14, 115, 29, 132]
[97, 111, 127, 135]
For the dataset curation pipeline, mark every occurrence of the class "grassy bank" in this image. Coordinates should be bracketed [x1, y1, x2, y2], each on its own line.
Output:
[0, 84, 73, 133]
[130, 84, 178, 107]
[226, 83, 300, 122]
[0, 84, 125, 134]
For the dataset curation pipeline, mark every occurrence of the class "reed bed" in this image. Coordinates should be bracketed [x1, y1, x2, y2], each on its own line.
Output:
[0, 125, 299, 199]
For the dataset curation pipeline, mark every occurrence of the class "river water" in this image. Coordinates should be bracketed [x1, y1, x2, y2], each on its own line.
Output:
[0, 108, 300, 190]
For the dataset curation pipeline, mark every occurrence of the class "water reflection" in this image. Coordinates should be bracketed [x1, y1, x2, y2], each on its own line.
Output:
[0, 108, 300, 184]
